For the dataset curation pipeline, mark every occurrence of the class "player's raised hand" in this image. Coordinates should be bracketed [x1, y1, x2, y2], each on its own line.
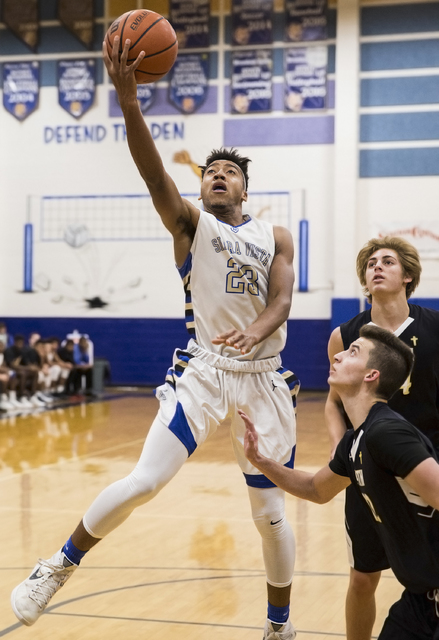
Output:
[102, 36, 144, 100]
[212, 328, 258, 355]
[239, 410, 262, 466]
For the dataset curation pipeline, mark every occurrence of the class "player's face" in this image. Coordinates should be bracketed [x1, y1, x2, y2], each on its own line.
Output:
[328, 338, 372, 390]
[365, 248, 412, 298]
[200, 160, 247, 208]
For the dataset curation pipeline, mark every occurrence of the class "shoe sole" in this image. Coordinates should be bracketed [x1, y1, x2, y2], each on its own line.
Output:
[10, 586, 34, 626]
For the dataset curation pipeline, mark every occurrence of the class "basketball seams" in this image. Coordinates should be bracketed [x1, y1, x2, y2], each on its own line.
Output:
[105, 9, 178, 84]
[127, 40, 177, 63]
[129, 17, 165, 51]
[106, 10, 134, 54]
[120, 11, 134, 55]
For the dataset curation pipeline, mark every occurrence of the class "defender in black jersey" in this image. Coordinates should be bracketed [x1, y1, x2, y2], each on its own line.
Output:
[243, 324, 439, 639]
[325, 237, 439, 640]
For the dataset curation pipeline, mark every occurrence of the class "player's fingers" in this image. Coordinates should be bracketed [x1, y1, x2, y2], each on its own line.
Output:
[102, 40, 110, 66]
[111, 35, 121, 63]
[119, 38, 131, 65]
[216, 329, 237, 340]
[131, 49, 146, 70]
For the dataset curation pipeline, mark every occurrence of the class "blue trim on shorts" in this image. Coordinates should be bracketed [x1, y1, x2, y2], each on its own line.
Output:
[244, 445, 296, 488]
[168, 401, 197, 456]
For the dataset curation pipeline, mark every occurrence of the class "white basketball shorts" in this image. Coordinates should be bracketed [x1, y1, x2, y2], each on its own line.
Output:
[155, 340, 300, 487]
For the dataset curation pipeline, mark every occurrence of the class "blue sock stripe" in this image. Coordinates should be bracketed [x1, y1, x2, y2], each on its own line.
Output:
[62, 536, 88, 566]
[267, 602, 290, 624]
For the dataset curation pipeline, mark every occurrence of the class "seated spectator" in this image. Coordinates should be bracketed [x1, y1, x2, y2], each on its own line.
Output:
[33, 340, 55, 404]
[0, 322, 13, 348]
[4, 335, 45, 409]
[0, 341, 18, 411]
[73, 336, 93, 395]
[47, 337, 73, 393]
[57, 339, 78, 396]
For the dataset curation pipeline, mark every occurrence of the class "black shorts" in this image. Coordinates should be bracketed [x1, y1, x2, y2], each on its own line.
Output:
[379, 589, 439, 640]
[345, 484, 390, 573]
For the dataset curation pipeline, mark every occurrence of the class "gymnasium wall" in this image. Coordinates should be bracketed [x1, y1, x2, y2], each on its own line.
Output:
[0, 0, 438, 389]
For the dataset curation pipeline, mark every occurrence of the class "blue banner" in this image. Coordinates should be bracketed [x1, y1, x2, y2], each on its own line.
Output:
[170, 0, 210, 49]
[285, 0, 327, 42]
[284, 46, 327, 111]
[3, 62, 39, 121]
[58, 60, 96, 119]
[232, 0, 273, 46]
[169, 53, 209, 114]
[232, 50, 272, 113]
[137, 84, 157, 114]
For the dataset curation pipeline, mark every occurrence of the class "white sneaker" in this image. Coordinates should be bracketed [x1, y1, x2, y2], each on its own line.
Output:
[30, 394, 46, 408]
[263, 619, 297, 640]
[36, 391, 54, 404]
[18, 397, 34, 409]
[11, 550, 77, 626]
[0, 397, 14, 411]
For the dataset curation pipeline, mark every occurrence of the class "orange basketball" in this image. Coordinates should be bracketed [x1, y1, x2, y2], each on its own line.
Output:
[105, 9, 178, 84]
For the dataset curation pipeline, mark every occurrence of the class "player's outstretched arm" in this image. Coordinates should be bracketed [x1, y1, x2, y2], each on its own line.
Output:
[325, 328, 349, 459]
[212, 226, 294, 354]
[102, 37, 199, 255]
[240, 410, 350, 503]
[405, 458, 439, 511]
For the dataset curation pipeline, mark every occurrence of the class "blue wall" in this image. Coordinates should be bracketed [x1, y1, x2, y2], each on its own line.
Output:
[1, 317, 331, 391]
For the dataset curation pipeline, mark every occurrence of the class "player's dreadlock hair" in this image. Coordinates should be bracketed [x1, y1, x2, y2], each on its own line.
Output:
[359, 324, 414, 401]
[199, 147, 251, 190]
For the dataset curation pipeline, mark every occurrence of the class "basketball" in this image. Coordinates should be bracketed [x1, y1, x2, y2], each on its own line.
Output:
[105, 9, 178, 84]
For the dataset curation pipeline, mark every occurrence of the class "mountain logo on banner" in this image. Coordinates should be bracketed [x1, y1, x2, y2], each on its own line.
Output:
[58, 60, 96, 119]
[3, 62, 39, 121]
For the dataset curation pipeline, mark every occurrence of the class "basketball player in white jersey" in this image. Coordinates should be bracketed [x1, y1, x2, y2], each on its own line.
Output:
[11, 36, 299, 640]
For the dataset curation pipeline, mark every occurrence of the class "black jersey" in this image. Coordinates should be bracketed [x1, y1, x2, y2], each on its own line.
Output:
[330, 402, 439, 593]
[340, 304, 439, 448]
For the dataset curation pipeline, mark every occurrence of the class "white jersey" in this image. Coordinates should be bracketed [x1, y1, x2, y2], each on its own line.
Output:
[178, 209, 287, 361]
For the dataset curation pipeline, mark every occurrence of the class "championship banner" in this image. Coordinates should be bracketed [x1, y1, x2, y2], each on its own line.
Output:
[285, 0, 327, 42]
[58, 60, 96, 119]
[284, 46, 327, 111]
[231, 50, 272, 113]
[137, 84, 157, 114]
[169, 53, 209, 114]
[232, 0, 273, 46]
[170, 0, 210, 49]
[58, 0, 94, 49]
[2, 0, 39, 51]
[3, 62, 39, 121]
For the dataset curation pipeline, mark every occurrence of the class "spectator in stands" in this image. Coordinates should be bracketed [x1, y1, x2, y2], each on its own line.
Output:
[47, 337, 73, 393]
[0, 341, 17, 411]
[28, 332, 41, 348]
[73, 337, 93, 395]
[0, 322, 13, 348]
[4, 335, 45, 408]
[57, 339, 79, 396]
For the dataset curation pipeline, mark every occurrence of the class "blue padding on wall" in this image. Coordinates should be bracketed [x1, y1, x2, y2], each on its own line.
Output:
[361, 76, 439, 107]
[360, 148, 439, 177]
[1, 317, 331, 390]
[331, 298, 360, 332]
[361, 112, 439, 142]
[361, 40, 439, 71]
[224, 116, 334, 147]
[361, 3, 439, 36]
